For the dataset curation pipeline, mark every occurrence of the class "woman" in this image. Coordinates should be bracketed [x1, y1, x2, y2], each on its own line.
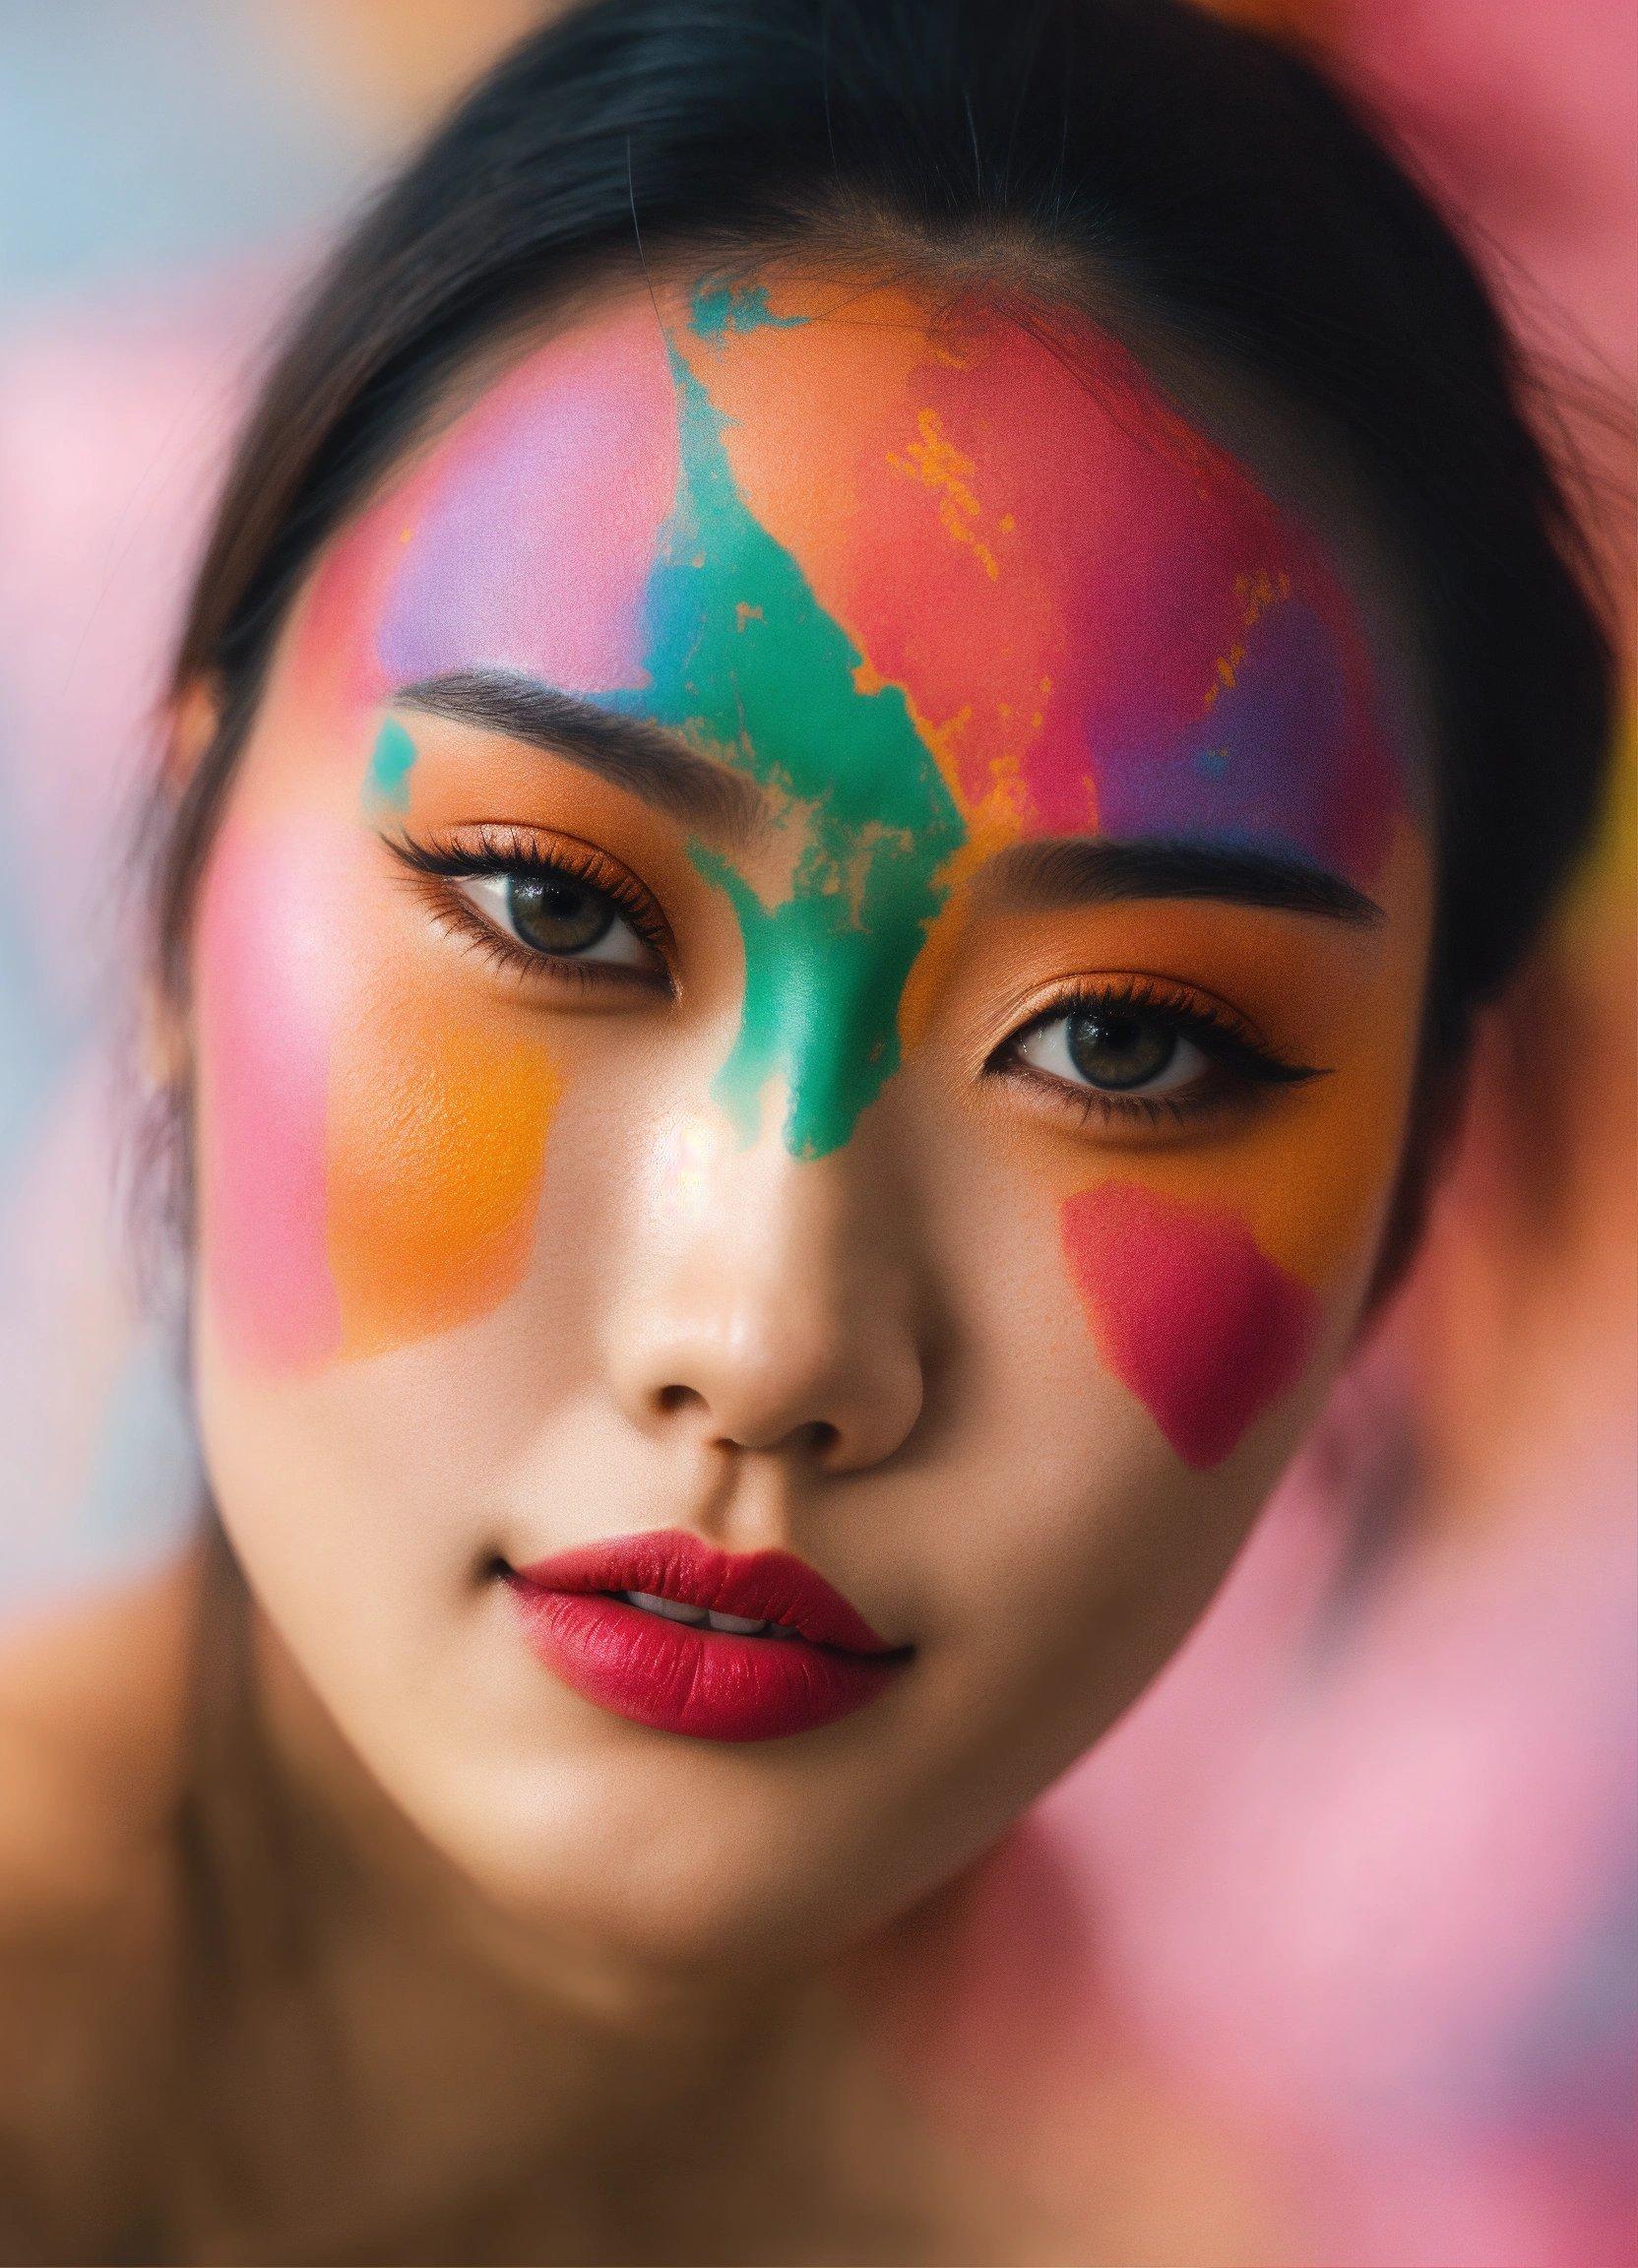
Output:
[0, 0, 1615, 2258]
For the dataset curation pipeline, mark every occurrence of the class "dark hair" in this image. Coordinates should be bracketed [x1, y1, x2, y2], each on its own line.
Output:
[144, 0, 1616, 1278]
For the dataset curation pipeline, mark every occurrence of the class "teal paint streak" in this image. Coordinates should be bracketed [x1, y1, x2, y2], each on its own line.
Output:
[616, 341, 967, 1158]
[364, 716, 418, 810]
[689, 277, 809, 339]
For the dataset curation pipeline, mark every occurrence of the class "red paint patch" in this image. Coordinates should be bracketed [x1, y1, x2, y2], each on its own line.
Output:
[1061, 1181, 1317, 1468]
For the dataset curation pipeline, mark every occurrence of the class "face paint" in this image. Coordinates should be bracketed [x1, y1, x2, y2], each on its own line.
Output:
[677, 280, 1405, 884]
[195, 816, 346, 1370]
[237, 266, 1418, 1428]
[198, 711, 563, 1370]
[363, 715, 418, 812]
[376, 308, 680, 697]
[369, 274, 1410, 1175]
[688, 275, 808, 340]
[325, 984, 562, 1361]
[615, 337, 966, 1157]
[1060, 1180, 1319, 1468]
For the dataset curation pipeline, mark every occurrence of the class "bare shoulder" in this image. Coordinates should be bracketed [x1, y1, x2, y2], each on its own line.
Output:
[0, 1553, 198, 2261]
[0, 1550, 197, 1913]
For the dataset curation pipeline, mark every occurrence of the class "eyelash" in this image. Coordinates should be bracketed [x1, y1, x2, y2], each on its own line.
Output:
[387, 825, 673, 988]
[386, 830, 1320, 1130]
[991, 975, 1320, 1131]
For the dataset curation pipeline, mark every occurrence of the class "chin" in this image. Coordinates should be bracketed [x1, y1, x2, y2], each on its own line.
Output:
[404, 1735, 906, 1982]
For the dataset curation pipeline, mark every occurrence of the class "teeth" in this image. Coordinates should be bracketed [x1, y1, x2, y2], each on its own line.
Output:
[626, 1590, 707, 1625]
[622, 1592, 797, 1639]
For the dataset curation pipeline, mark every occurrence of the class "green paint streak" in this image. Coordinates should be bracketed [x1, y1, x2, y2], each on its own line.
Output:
[689, 277, 809, 339]
[616, 342, 967, 1158]
[364, 716, 417, 811]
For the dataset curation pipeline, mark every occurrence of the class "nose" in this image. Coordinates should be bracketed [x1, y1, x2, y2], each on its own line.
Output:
[602, 1105, 927, 1475]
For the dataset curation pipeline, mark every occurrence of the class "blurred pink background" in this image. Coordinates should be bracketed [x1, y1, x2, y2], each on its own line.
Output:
[0, 4, 1631, 2261]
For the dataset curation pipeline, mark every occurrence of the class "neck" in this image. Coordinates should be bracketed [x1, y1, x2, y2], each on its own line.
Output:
[172, 1567, 1006, 2259]
[246, 1596, 852, 2126]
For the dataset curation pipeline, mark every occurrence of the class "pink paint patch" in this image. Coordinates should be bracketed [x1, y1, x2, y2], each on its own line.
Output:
[195, 818, 344, 1369]
[1061, 1181, 1317, 1468]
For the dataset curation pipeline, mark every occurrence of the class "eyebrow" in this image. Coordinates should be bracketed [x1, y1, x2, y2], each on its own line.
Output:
[393, 667, 762, 840]
[987, 837, 1385, 925]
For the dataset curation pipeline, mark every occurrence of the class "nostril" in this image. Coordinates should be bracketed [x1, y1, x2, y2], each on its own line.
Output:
[648, 1381, 843, 1461]
[656, 1383, 706, 1417]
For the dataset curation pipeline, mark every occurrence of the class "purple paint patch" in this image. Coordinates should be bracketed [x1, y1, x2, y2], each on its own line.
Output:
[1094, 595, 1374, 871]
[376, 306, 680, 697]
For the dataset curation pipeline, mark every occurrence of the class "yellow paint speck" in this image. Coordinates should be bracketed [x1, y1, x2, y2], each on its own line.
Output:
[890, 408, 1004, 580]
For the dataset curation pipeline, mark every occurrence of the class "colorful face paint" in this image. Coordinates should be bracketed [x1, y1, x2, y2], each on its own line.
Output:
[195, 816, 346, 1370]
[665, 281, 1404, 878]
[197, 752, 561, 1369]
[365, 272, 1411, 1166]
[210, 264, 1420, 1428]
[1060, 1180, 1319, 1469]
[614, 342, 967, 1156]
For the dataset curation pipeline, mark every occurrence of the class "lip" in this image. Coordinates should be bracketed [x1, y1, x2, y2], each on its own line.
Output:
[505, 1530, 909, 1742]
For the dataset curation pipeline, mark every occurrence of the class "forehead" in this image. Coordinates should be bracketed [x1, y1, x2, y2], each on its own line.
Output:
[353, 270, 1406, 888]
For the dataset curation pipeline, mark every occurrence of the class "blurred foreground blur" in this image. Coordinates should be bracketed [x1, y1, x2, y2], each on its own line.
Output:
[0, 4, 1632, 2261]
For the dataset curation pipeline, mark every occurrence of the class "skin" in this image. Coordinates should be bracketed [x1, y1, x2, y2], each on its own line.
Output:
[1, 263, 1432, 2260]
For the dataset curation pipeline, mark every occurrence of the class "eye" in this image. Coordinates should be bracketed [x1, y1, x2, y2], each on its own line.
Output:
[994, 975, 1322, 1127]
[454, 867, 654, 970]
[1014, 1000, 1208, 1097]
[385, 824, 673, 990]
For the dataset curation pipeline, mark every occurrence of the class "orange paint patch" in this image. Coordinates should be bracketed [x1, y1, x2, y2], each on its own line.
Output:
[325, 984, 561, 1358]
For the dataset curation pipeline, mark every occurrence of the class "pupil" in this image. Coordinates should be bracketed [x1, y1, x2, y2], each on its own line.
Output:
[506, 873, 615, 955]
[1065, 1009, 1174, 1091]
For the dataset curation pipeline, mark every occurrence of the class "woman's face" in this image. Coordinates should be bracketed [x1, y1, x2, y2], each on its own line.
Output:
[187, 268, 1430, 1971]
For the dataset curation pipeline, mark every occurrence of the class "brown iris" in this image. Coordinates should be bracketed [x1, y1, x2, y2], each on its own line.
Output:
[506, 871, 617, 956]
[1065, 1007, 1177, 1091]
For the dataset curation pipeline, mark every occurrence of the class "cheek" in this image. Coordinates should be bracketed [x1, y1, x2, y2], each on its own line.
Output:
[195, 819, 346, 1369]
[1060, 1180, 1319, 1470]
[195, 816, 561, 1373]
[325, 983, 560, 1360]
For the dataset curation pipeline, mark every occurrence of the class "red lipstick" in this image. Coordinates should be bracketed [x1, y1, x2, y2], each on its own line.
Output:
[505, 1530, 908, 1742]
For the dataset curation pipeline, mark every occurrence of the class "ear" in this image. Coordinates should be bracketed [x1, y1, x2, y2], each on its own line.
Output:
[162, 674, 221, 792]
[142, 676, 224, 1094]
[141, 975, 190, 1098]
